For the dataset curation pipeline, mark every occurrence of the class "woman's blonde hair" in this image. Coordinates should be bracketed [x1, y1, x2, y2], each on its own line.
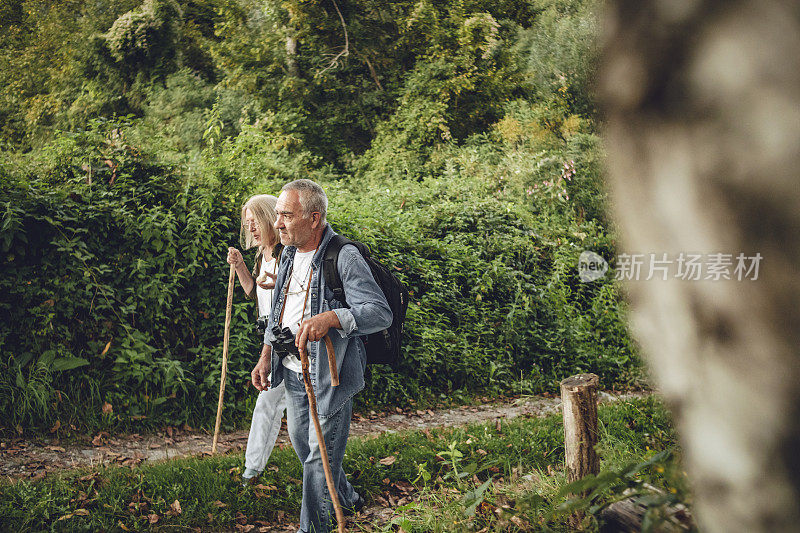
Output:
[240, 194, 279, 251]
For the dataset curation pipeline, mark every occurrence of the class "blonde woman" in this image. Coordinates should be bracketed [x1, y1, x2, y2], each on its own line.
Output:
[226, 194, 286, 484]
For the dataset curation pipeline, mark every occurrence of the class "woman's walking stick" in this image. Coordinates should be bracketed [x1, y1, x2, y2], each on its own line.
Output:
[299, 336, 346, 533]
[212, 264, 236, 454]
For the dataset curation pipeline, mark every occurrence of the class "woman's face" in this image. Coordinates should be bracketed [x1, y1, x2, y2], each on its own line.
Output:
[244, 208, 262, 246]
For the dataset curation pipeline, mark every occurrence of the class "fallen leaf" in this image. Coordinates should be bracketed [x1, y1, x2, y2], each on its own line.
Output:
[168, 499, 182, 516]
[102, 402, 113, 415]
[394, 480, 414, 493]
[50, 420, 61, 433]
[47, 446, 66, 453]
[100, 341, 112, 356]
[73, 509, 89, 516]
[148, 513, 159, 524]
[91, 435, 102, 446]
[476, 448, 488, 456]
[118, 521, 131, 531]
[253, 484, 276, 491]
[213, 500, 227, 508]
[510, 515, 527, 528]
[379, 455, 397, 466]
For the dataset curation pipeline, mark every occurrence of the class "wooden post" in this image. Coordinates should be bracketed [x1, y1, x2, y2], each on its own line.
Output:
[561, 373, 600, 528]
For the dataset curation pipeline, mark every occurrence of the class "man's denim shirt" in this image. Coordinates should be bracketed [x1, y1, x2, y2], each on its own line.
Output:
[265, 224, 393, 417]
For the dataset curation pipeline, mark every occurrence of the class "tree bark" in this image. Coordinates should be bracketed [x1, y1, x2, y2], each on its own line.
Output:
[561, 373, 601, 484]
[599, 1, 800, 531]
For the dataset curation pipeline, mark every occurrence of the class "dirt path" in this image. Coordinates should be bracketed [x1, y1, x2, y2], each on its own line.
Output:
[0, 391, 644, 482]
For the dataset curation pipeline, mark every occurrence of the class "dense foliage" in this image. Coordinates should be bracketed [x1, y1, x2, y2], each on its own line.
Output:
[0, 0, 639, 433]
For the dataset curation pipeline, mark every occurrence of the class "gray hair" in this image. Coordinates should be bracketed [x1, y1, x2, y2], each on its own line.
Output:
[281, 179, 328, 223]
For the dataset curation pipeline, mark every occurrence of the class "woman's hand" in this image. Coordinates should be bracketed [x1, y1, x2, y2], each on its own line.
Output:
[227, 247, 244, 266]
[256, 271, 277, 290]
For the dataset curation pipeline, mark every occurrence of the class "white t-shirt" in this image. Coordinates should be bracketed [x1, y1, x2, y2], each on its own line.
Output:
[280, 249, 315, 373]
[256, 256, 277, 318]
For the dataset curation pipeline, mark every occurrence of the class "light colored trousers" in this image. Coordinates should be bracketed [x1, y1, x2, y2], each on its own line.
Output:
[244, 380, 287, 473]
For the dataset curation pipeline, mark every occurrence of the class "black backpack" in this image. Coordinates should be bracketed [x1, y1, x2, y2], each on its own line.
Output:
[322, 234, 408, 368]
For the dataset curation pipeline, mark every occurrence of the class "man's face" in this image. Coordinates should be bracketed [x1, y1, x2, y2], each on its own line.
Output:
[275, 190, 317, 250]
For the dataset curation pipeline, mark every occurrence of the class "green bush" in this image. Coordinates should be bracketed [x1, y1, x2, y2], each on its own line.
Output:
[0, 124, 259, 431]
[0, 109, 639, 433]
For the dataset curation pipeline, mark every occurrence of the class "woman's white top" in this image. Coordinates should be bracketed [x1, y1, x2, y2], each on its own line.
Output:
[256, 256, 277, 318]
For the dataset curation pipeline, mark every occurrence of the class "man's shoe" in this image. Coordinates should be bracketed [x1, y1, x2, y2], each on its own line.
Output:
[242, 467, 260, 487]
[343, 494, 365, 516]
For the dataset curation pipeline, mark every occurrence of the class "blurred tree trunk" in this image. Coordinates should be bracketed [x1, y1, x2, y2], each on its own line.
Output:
[286, 34, 299, 77]
[599, 1, 800, 531]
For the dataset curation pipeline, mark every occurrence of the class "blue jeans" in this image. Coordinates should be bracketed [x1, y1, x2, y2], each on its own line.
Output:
[284, 371, 359, 533]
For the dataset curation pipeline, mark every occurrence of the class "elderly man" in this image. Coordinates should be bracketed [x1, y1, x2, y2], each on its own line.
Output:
[250, 179, 392, 533]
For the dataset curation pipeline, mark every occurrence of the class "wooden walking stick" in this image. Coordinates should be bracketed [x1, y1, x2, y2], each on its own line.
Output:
[299, 335, 345, 533]
[212, 264, 236, 454]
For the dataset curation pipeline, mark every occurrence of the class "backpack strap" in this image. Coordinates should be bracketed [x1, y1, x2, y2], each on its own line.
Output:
[323, 234, 348, 306]
[323, 234, 375, 307]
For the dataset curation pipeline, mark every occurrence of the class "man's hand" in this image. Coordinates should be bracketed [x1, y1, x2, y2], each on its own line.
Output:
[251, 345, 271, 391]
[295, 311, 341, 351]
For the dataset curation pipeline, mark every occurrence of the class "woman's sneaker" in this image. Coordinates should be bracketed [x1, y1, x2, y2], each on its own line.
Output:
[242, 468, 261, 487]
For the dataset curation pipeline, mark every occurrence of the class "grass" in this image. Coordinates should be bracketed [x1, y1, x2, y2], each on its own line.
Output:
[0, 396, 689, 532]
